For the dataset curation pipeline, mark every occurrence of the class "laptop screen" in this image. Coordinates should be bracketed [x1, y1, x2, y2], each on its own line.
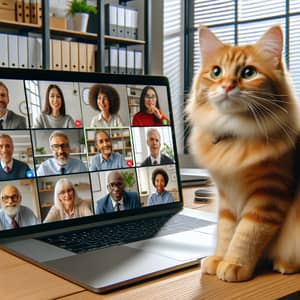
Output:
[0, 69, 182, 236]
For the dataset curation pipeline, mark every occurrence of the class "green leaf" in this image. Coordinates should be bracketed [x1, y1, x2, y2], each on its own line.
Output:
[68, 0, 97, 15]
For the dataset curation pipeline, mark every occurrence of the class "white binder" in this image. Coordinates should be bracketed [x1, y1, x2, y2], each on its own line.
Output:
[134, 50, 143, 75]
[126, 49, 134, 75]
[28, 36, 36, 68]
[0, 33, 9, 68]
[35, 37, 43, 69]
[117, 5, 125, 37]
[8, 34, 19, 68]
[118, 47, 126, 74]
[110, 46, 118, 74]
[105, 4, 118, 37]
[126, 8, 138, 40]
[18, 35, 28, 68]
[131, 8, 138, 40]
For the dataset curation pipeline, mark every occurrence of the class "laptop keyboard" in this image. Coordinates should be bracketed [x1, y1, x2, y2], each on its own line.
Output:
[38, 214, 213, 254]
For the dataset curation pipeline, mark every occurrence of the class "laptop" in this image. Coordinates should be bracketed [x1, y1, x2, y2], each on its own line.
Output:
[0, 68, 216, 293]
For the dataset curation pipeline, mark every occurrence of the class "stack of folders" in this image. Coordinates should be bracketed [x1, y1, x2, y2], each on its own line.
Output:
[105, 4, 138, 40]
[0, 33, 42, 69]
[50, 39, 95, 72]
[15, 0, 42, 25]
[0, 33, 95, 72]
[105, 46, 143, 75]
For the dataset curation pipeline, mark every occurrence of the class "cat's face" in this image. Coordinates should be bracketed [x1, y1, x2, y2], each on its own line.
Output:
[200, 44, 276, 114]
[187, 26, 295, 139]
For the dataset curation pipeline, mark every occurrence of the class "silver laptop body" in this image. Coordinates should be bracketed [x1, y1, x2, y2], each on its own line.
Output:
[0, 68, 216, 293]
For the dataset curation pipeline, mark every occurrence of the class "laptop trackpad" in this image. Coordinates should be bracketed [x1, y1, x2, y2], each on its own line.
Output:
[127, 230, 215, 261]
[44, 245, 184, 292]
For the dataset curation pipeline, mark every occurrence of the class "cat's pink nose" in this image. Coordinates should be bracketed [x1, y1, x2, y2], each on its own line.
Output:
[223, 84, 235, 95]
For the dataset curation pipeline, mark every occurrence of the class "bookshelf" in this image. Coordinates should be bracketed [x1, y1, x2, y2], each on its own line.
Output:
[0, 0, 151, 74]
[127, 86, 142, 120]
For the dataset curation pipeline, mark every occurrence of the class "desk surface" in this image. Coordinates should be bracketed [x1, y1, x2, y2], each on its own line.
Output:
[1, 186, 299, 300]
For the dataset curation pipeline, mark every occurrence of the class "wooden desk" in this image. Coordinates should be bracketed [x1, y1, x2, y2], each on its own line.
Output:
[0, 186, 299, 300]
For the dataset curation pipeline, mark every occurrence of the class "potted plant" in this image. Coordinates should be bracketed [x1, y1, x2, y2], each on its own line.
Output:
[35, 146, 45, 155]
[67, 0, 97, 32]
[79, 135, 86, 153]
[161, 143, 174, 160]
[121, 171, 135, 192]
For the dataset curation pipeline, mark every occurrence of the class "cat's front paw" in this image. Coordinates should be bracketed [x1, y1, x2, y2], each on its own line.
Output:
[201, 256, 222, 275]
[216, 261, 253, 282]
[273, 260, 300, 274]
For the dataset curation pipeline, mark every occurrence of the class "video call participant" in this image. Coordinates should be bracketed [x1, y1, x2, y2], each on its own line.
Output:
[33, 84, 75, 128]
[44, 178, 92, 222]
[147, 168, 174, 206]
[132, 86, 170, 126]
[0, 81, 27, 129]
[89, 130, 127, 171]
[37, 130, 88, 176]
[89, 84, 124, 127]
[140, 128, 174, 166]
[0, 184, 39, 230]
[96, 170, 141, 214]
[0, 134, 31, 180]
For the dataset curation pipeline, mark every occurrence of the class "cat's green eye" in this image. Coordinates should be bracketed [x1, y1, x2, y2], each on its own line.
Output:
[211, 66, 222, 79]
[241, 66, 257, 79]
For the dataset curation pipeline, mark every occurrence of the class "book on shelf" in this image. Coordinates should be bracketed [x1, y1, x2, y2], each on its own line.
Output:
[15, 0, 24, 22]
[61, 40, 70, 71]
[105, 4, 118, 37]
[30, 0, 37, 24]
[49, 39, 95, 73]
[105, 4, 138, 40]
[18, 35, 28, 68]
[125, 7, 138, 40]
[23, 0, 30, 23]
[0, 0, 15, 21]
[105, 46, 143, 75]
[0, 33, 8, 68]
[8, 34, 19, 68]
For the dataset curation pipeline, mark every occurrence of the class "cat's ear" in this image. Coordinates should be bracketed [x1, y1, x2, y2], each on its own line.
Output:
[199, 26, 224, 61]
[256, 26, 283, 69]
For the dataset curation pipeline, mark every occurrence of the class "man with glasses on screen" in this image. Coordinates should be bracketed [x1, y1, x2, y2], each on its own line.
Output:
[96, 170, 141, 214]
[0, 81, 27, 129]
[36, 130, 88, 176]
[0, 184, 39, 230]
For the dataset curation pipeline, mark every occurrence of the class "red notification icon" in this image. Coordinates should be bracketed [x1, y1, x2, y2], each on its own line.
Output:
[75, 120, 81, 128]
[126, 160, 133, 167]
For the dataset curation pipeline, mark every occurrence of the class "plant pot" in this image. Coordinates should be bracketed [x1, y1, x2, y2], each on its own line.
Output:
[69, 13, 89, 32]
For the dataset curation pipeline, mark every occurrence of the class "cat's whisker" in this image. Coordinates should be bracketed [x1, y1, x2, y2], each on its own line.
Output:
[250, 100, 297, 146]
[244, 92, 289, 114]
[248, 97, 297, 133]
[248, 89, 289, 99]
[247, 103, 270, 143]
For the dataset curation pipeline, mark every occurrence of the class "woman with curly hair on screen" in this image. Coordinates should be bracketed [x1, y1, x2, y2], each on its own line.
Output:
[89, 84, 123, 127]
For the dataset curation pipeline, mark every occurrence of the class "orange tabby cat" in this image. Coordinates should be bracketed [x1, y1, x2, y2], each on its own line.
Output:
[186, 25, 300, 282]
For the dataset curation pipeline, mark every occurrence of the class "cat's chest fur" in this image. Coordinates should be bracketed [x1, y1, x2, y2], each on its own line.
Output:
[190, 128, 297, 213]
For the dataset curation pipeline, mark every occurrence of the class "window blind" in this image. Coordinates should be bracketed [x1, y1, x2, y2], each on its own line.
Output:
[163, 0, 184, 151]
